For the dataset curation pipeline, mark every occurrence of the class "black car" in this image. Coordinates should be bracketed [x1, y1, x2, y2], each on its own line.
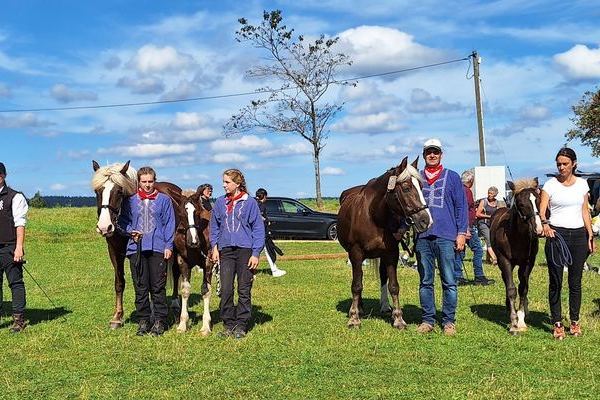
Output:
[264, 197, 337, 240]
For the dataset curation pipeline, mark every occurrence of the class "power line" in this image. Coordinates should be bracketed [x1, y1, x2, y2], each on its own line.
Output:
[0, 56, 470, 114]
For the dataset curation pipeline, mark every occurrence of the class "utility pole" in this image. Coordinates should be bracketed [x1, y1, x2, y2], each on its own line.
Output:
[472, 51, 486, 166]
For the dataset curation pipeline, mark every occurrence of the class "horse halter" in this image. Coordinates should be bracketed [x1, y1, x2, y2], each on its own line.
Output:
[386, 174, 428, 225]
[511, 196, 539, 221]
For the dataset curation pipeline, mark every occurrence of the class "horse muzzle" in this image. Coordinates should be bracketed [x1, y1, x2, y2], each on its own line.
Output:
[410, 209, 432, 233]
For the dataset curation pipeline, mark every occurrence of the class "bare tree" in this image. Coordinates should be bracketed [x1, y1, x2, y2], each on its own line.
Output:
[566, 88, 600, 155]
[224, 10, 352, 209]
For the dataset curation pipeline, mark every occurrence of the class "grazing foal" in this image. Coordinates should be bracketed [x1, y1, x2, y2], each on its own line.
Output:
[490, 179, 543, 334]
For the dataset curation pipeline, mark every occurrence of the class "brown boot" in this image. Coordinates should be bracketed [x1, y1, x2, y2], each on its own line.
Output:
[9, 313, 26, 333]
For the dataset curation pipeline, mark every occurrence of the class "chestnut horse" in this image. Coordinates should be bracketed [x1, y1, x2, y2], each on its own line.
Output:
[166, 187, 214, 335]
[490, 179, 543, 335]
[92, 161, 138, 329]
[337, 157, 432, 329]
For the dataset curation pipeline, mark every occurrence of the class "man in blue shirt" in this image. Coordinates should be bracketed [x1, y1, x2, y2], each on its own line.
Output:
[415, 139, 468, 336]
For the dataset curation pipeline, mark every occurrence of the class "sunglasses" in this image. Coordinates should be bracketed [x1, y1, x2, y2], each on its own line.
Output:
[424, 148, 441, 155]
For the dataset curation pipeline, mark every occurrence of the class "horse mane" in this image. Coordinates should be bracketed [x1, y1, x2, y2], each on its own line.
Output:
[398, 164, 423, 183]
[513, 178, 537, 194]
[91, 163, 137, 195]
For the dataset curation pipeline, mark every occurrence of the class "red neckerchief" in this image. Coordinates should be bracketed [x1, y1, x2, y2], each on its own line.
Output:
[137, 188, 159, 200]
[424, 164, 444, 185]
[226, 191, 246, 214]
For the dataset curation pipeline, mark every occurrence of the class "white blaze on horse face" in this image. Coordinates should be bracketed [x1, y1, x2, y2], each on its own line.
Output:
[185, 201, 199, 245]
[411, 177, 433, 228]
[529, 193, 543, 235]
[97, 181, 115, 235]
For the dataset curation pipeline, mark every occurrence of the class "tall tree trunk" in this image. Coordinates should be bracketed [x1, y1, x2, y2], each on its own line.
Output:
[313, 143, 323, 210]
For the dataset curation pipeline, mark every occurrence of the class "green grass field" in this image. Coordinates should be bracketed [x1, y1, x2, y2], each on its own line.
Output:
[2, 207, 600, 399]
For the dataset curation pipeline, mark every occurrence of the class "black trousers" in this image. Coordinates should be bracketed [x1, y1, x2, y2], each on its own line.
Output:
[128, 251, 167, 322]
[0, 244, 26, 314]
[219, 247, 254, 332]
[545, 226, 589, 323]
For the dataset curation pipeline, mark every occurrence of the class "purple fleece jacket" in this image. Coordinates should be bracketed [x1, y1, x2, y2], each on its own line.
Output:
[210, 193, 265, 257]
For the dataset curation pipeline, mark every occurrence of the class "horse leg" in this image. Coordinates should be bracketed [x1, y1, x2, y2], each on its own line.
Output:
[176, 258, 191, 333]
[199, 262, 213, 336]
[498, 256, 519, 334]
[348, 247, 364, 329]
[383, 253, 406, 330]
[515, 263, 533, 331]
[379, 259, 391, 314]
[108, 241, 125, 329]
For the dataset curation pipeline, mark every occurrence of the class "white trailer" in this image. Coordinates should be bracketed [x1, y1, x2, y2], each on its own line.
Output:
[473, 166, 507, 203]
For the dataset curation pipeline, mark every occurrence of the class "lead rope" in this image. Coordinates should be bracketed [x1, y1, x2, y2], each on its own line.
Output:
[547, 231, 572, 268]
[214, 261, 221, 297]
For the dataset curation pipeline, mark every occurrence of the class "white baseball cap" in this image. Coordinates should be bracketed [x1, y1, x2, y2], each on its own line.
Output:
[423, 138, 443, 152]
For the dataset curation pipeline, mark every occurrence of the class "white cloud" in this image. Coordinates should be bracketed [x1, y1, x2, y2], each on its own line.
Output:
[406, 88, 464, 114]
[117, 76, 165, 94]
[210, 135, 271, 152]
[50, 183, 67, 191]
[322, 166, 345, 175]
[259, 142, 312, 157]
[130, 44, 194, 74]
[554, 44, 600, 80]
[337, 26, 447, 77]
[171, 112, 206, 130]
[519, 105, 551, 121]
[99, 143, 196, 158]
[0, 113, 54, 129]
[212, 152, 248, 163]
[333, 112, 406, 134]
[50, 84, 98, 103]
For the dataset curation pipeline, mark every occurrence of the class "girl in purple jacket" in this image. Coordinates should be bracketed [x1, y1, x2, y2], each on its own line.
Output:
[210, 169, 265, 339]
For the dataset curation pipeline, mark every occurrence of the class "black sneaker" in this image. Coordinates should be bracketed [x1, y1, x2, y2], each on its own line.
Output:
[474, 276, 495, 286]
[217, 329, 234, 338]
[149, 320, 166, 337]
[233, 328, 247, 339]
[457, 278, 470, 286]
[136, 320, 150, 336]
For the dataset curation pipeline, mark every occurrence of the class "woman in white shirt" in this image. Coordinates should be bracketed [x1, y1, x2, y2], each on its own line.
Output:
[540, 147, 594, 340]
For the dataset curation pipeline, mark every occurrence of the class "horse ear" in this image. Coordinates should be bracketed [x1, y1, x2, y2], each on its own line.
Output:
[507, 181, 515, 191]
[120, 160, 131, 176]
[411, 156, 419, 169]
[399, 156, 408, 171]
[92, 160, 100, 171]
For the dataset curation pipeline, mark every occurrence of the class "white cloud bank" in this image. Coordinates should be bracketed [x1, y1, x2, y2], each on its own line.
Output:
[554, 44, 600, 80]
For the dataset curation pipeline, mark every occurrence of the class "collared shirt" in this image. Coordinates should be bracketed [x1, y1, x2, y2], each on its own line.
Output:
[0, 185, 28, 227]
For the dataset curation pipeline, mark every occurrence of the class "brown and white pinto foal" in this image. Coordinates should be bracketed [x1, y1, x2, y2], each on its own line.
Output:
[166, 186, 214, 335]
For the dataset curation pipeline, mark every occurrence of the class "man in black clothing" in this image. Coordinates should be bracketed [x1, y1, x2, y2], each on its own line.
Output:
[0, 162, 29, 333]
[255, 188, 286, 277]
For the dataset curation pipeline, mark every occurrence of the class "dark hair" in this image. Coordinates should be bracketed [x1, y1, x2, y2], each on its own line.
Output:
[197, 183, 213, 193]
[256, 188, 267, 200]
[555, 147, 577, 173]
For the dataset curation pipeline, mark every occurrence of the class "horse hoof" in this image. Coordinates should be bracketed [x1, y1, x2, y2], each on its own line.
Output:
[347, 320, 361, 329]
[199, 329, 211, 337]
[109, 320, 123, 330]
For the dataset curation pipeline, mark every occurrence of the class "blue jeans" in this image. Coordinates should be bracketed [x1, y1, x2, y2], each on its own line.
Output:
[416, 237, 457, 326]
[454, 226, 484, 279]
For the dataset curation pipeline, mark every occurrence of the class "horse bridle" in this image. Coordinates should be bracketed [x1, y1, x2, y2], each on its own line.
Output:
[386, 174, 429, 226]
[511, 196, 539, 222]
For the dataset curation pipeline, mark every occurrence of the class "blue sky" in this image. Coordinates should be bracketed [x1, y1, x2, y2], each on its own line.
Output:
[1, 0, 599, 198]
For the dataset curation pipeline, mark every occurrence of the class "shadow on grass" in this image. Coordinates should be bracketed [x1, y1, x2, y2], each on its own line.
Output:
[336, 298, 422, 325]
[470, 303, 551, 333]
[0, 301, 71, 328]
[591, 298, 600, 318]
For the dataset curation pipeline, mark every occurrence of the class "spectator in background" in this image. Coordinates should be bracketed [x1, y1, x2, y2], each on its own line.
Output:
[255, 188, 286, 277]
[197, 183, 213, 211]
[454, 171, 494, 286]
[0, 162, 29, 333]
[477, 186, 500, 265]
